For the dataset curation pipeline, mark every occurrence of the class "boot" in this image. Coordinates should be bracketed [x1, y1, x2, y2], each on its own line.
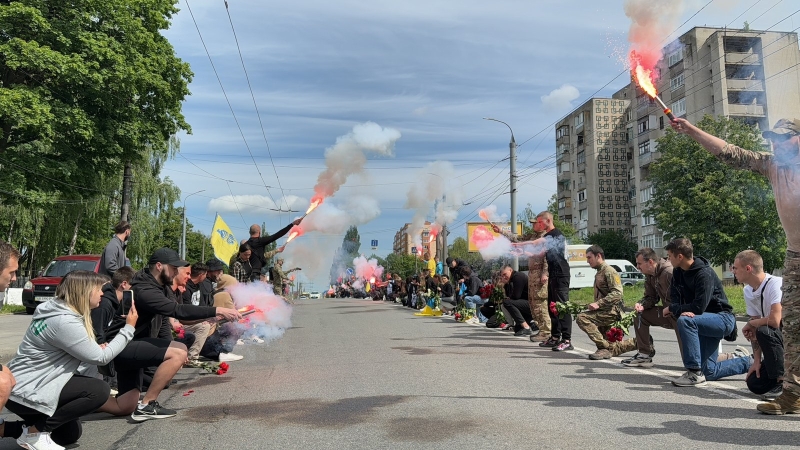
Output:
[757, 388, 800, 415]
[610, 338, 637, 357]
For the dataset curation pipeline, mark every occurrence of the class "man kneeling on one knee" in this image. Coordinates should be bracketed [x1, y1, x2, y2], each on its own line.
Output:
[732, 250, 784, 400]
[577, 245, 633, 360]
[666, 238, 751, 387]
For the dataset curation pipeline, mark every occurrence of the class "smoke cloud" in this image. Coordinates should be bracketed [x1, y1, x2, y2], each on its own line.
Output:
[479, 205, 508, 223]
[625, 0, 686, 71]
[312, 121, 401, 201]
[404, 161, 464, 246]
[227, 281, 293, 343]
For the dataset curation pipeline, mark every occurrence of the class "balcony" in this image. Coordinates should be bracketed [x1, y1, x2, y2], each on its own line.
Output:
[725, 52, 761, 65]
[639, 151, 653, 167]
[728, 103, 765, 117]
[556, 134, 570, 144]
[726, 79, 764, 91]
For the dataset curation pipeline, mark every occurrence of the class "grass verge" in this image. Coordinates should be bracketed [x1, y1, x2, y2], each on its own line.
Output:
[568, 284, 747, 316]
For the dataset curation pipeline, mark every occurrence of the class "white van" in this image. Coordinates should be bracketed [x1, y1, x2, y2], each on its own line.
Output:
[565, 245, 644, 288]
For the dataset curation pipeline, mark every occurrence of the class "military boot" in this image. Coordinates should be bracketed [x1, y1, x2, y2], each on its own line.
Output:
[757, 389, 800, 415]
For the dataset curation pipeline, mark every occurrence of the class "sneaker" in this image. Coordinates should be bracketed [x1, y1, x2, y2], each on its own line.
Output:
[530, 333, 550, 342]
[250, 336, 265, 344]
[218, 352, 244, 362]
[757, 390, 800, 415]
[539, 336, 560, 347]
[236, 339, 245, 346]
[762, 385, 783, 401]
[552, 340, 573, 352]
[528, 322, 541, 336]
[514, 327, 533, 337]
[621, 353, 654, 368]
[733, 345, 751, 359]
[672, 370, 707, 387]
[589, 348, 612, 360]
[131, 401, 178, 422]
[16, 426, 64, 450]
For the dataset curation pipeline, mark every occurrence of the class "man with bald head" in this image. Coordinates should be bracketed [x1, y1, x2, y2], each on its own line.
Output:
[532, 212, 573, 352]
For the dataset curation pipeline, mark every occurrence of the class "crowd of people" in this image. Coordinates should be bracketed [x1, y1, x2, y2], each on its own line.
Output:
[0, 216, 304, 449]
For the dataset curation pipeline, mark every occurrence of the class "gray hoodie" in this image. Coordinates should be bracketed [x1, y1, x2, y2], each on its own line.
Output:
[6, 298, 134, 416]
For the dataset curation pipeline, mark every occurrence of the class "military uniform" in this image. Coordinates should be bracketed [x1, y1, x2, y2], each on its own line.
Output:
[501, 229, 550, 336]
[576, 261, 628, 355]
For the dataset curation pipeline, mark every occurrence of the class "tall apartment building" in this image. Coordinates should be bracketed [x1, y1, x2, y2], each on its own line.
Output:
[557, 26, 800, 247]
[556, 94, 632, 239]
[626, 26, 800, 249]
[393, 222, 439, 257]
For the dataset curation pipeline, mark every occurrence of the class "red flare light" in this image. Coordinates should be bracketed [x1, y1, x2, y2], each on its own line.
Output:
[478, 210, 489, 221]
[369, 277, 376, 284]
[285, 225, 303, 244]
[306, 196, 323, 215]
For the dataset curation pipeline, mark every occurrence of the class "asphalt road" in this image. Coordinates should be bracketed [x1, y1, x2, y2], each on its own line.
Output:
[1, 297, 799, 449]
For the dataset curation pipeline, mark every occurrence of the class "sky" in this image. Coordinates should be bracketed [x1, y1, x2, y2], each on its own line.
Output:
[161, 0, 800, 289]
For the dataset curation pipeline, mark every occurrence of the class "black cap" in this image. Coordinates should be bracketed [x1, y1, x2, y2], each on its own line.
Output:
[445, 257, 454, 265]
[205, 258, 225, 272]
[148, 248, 189, 267]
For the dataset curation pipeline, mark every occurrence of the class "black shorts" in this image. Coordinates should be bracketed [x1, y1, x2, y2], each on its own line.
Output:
[114, 338, 171, 396]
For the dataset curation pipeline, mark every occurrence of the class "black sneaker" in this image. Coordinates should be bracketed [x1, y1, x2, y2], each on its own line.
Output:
[515, 327, 533, 337]
[539, 336, 560, 347]
[552, 340, 574, 352]
[131, 401, 177, 422]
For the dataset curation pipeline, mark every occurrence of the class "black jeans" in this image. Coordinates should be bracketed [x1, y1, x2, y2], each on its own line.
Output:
[747, 325, 784, 395]
[502, 298, 534, 330]
[547, 276, 572, 340]
[5, 375, 108, 433]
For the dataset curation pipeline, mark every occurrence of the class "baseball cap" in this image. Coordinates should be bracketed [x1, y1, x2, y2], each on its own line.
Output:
[762, 118, 800, 140]
[148, 248, 189, 267]
[205, 258, 225, 272]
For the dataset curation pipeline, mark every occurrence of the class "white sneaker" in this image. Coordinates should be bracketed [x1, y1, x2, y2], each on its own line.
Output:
[17, 426, 65, 450]
[250, 336, 265, 344]
[672, 370, 707, 387]
[236, 339, 245, 346]
[218, 352, 244, 362]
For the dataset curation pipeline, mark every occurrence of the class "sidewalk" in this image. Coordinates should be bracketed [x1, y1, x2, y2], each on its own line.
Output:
[0, 313, 31, 364]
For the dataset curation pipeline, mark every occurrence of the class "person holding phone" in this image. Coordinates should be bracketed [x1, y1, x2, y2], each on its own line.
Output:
[3, 271, 138, 450]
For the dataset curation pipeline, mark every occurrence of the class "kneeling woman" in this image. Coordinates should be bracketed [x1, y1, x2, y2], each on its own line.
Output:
[1, 271, 137, 449]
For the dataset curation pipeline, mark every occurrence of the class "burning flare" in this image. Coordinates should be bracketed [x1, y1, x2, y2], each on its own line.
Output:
[285, 225, 303, 244]
[305, 196, 323, 216]
[630, 50, 675, 120]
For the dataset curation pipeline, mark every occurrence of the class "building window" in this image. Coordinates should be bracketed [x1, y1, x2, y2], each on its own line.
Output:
[642, 214, 654, 226]
[638, 119, 649, 134]
[667, 47, 684, 66]
[558, 198, 566, 209]
[574, 112, 585, 128]
[672, 98, 686, 117]
[577, 134, 585, 145]
[559, 162, 570, 174]
[556, 125, 569, 138]
[670, 73, 685, 91]
[640, 185, 654, 203]
[638, 140, 651, 155]
[578, 189, 587, 202]
[580, 208, 588, 221]
[630, 205, 637, 217]
[577, 150, 586, 165]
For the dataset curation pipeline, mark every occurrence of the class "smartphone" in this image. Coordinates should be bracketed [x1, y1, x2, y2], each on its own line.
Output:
[121, 290, 133, 316]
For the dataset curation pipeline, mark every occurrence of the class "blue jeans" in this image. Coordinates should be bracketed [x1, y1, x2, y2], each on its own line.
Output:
[464, 295, 485, 310]
[677, 312, 750, 380]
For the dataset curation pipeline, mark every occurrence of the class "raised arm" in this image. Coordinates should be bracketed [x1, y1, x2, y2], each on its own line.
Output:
[670, 118, 728, 156]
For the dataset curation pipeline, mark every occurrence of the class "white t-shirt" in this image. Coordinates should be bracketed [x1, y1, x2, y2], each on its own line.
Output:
[744, 274, 782, 318]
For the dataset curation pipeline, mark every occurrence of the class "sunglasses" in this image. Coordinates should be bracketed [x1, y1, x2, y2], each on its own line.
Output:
[769, 133, 797, 143]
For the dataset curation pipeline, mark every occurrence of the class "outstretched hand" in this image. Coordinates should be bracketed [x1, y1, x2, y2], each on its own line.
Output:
[293, 217, 303, 226]
[669, 117, 691, 134]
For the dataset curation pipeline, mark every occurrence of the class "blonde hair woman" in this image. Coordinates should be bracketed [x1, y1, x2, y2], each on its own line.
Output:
[3, 271, 137, 450]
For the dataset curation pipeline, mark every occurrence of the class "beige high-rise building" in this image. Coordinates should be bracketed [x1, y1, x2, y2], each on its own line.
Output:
[557, 26, 800, 247]
[556, 95, 632, 239]
[393, 222, 439, 257]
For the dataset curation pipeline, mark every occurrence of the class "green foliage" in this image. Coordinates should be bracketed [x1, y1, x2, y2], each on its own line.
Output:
[569, 284, 747, 314]
[586, 229, 638, 261]
[385, 253, 418, 279]
[343, 226, 361, 258]
[646, 115, 786, 272]
[545, 197, 580, 243]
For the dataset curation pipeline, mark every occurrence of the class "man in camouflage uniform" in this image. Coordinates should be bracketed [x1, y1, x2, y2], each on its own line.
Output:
[493, 218, 550, 340]
[271, 258, 301, 300]
[672, 117, 800, 413]
[576, 245, 631, 360]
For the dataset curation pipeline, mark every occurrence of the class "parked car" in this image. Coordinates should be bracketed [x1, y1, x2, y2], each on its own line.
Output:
[22, 255, 102, 314]
[309, 291, 321, 299]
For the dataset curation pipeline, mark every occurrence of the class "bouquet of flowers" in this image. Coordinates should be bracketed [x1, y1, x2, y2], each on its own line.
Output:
[478, 284, 494, 300]
[549, 301, 585, 318]
[194, 361, 230, 375]
[604, 310, 636, 342]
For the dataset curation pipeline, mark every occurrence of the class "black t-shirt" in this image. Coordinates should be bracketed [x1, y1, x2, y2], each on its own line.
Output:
[544, 228, 570, 277]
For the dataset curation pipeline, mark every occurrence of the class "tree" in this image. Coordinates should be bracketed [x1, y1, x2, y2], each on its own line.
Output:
[646, 115, 785, 272]
[545, 197, 580, 242]
[586, 229, 638, 261]
[342, 226, 361, 258]
[385, 253, 417, 279]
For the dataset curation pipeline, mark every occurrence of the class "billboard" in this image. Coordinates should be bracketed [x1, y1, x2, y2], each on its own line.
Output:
[466, 222, 524, 253]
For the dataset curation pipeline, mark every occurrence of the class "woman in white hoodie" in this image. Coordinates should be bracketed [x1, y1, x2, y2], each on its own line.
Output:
[2, 271, 138, 450]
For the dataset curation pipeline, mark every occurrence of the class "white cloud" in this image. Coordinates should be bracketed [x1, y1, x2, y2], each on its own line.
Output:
[540, 84, 580, 112]
[207, 195, 307, 215]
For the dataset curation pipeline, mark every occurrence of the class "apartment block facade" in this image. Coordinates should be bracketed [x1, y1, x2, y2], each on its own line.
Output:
[393, 222, 439, 257]
[557, 26, 800, 247]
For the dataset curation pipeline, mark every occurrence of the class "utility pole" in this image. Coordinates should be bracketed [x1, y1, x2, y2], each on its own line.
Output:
[483, 117, 518, 270]
[120, 162, 133, 223]
[181, 190, 205, 259]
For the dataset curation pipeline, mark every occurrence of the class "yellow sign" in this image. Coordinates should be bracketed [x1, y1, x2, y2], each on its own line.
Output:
[210, 214, 238, 266]
[566, 245, 589, 263]
[466, 222, 524, 253]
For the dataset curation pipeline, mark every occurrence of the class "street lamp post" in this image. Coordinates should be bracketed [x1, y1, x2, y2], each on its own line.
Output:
[483, 117, 518, 271]
[181, 189, 205, 260]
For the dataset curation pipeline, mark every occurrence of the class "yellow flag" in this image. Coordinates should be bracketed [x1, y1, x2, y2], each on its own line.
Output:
[210, 214, 238, 266]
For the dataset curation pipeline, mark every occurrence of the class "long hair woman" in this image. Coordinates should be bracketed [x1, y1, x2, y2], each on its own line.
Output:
[2, 271, 137, 450]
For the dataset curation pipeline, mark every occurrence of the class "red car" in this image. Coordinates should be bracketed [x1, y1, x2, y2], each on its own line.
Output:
[22, 255, 102, 314]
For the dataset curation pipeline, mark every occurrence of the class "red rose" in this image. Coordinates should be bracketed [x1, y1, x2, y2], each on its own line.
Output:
[549, 302, 558, 316]
[605, 327, 623, 342]
[219, 362, 230, 370]
[177, 329, 185, 339]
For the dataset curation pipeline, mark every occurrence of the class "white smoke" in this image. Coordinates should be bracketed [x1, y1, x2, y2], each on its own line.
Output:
[404, 161, 464, 246]
[301, 196, 381, 235]
[476, 235, 514, 260]
[227, 281, 293, 343]
[312, 122, 401, 199]
[480, 204, 508, 223]
[624, 0, 686, 69]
